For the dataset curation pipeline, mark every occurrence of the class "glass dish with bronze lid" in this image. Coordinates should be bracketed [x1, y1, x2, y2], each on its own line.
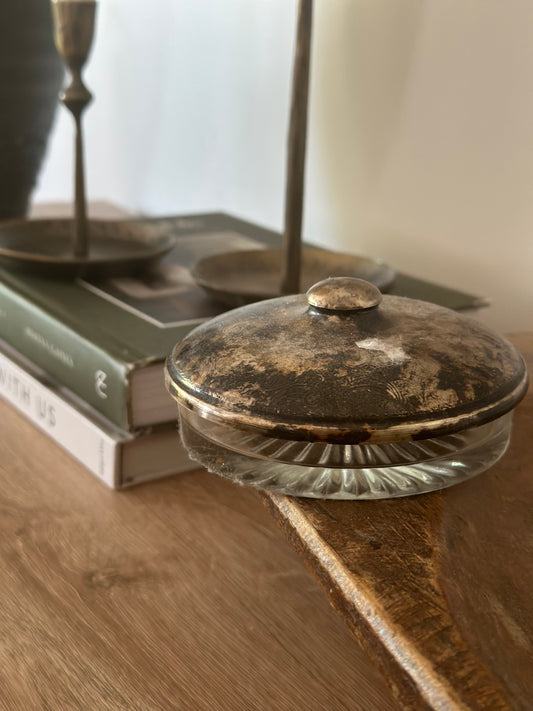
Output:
[165, 277, 528, 500]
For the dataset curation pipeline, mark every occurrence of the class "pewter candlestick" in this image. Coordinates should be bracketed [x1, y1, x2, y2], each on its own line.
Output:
[0, 1, 176, 278]
[51, 0, 95, 258]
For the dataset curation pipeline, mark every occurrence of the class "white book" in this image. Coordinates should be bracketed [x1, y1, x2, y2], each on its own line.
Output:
[0, 340, 196, 489]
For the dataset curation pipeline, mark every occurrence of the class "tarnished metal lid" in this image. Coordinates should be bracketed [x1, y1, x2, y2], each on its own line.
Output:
[165, 277, 528, 444]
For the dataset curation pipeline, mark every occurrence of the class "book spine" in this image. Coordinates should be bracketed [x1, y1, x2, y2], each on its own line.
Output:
[0, 347, 121, 489]
[0, 282, 132, 430]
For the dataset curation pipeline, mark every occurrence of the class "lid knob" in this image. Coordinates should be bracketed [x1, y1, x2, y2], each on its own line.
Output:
[306, 277, 382, 312]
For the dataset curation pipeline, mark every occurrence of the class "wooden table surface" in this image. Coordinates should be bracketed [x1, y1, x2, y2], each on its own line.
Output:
[0, 398, 398, 709]
[265, 332, 533, 711]
[1, 332, 531, 710]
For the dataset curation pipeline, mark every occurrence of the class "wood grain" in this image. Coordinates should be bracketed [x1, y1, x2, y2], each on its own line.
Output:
[265, 333, 533, 710]
[0, 399, 398, 710]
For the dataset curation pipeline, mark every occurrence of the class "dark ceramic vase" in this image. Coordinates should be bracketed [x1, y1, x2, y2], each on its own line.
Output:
[0, 0, 64, 220]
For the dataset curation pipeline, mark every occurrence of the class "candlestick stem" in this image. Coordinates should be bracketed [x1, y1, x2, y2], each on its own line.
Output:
[281, 0, 313, 295]
[51, 0, 96, 258]
[73, 113, 88, 257]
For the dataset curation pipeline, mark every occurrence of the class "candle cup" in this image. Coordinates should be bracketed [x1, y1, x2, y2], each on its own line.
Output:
[51, 0, 96, 74]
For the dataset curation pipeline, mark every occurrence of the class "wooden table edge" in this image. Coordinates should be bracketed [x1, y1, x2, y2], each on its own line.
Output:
[261, 332, 532, 711]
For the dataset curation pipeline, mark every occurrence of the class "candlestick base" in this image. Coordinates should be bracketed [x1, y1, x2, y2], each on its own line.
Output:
[0, 218, 176, 278]
[192, 246, 395, 307]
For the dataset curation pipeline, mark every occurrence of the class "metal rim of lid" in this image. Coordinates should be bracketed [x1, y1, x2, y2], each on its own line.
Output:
[165, 360, 528, 445]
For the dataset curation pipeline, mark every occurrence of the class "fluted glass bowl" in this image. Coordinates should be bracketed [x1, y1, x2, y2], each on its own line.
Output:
[166, 277, 528, 500]
[178, 405, 513, 500]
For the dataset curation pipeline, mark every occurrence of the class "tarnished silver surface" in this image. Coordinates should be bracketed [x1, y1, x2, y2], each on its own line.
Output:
[166, 277, 528, 445]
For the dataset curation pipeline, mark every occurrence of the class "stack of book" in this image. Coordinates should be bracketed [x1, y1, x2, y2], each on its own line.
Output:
[0, 212, 281, 488]
[0, 210, 484, 489]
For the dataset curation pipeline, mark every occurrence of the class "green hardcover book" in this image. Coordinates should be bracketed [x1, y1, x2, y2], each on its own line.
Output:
[0, 211, 486, 431]
[0, 213, 282, 430]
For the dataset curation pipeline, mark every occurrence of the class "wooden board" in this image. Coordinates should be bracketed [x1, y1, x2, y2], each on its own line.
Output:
[265, 332, 533, 710]
[0, 398, 398, 710]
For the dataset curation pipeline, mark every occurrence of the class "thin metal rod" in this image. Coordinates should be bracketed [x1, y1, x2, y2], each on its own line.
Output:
[281, 0, 313, 295]
[51, 0, 96, 259]
[73, 112, 89, 257]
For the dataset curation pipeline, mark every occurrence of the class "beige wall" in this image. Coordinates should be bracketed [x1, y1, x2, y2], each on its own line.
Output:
[35, 0, 533, 332]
